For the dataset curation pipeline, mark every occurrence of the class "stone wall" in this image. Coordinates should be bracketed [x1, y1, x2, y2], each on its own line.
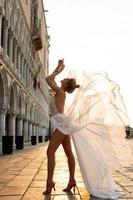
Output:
[0, 0, 50, 154]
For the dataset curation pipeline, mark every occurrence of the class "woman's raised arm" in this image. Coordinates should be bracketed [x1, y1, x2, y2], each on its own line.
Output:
[46, 59, 65, 93]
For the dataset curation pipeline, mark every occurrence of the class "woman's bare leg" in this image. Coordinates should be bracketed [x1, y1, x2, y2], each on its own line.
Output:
[46, 129, 65, 184]
[62, 135, 76, 183]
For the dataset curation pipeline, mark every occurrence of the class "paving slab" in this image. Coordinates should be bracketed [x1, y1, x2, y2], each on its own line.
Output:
[0, 142, 133, 199]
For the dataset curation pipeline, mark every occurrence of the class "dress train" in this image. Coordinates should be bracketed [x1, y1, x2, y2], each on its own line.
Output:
[50, 71, 132, 199]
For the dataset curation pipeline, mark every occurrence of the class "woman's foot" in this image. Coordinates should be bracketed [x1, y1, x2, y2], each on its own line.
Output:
[63, 180, 77, 193]
[43, 181, 56, 195]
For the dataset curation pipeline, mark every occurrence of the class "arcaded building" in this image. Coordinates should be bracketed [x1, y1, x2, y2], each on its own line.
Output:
[0, 0, 50, 154]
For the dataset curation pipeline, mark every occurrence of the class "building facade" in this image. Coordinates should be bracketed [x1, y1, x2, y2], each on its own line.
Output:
[0, 0, 50, 154]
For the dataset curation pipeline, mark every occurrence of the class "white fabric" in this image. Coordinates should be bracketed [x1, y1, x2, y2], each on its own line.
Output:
[49, 72, 132, 199]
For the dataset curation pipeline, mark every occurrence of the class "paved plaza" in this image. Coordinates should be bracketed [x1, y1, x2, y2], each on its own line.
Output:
[0, 141, 133, 200]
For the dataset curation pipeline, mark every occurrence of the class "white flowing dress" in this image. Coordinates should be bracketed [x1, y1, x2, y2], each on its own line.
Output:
[49, 72, 132, 199]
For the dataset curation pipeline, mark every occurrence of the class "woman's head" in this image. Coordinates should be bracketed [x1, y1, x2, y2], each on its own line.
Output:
[61, 78, 80, 93]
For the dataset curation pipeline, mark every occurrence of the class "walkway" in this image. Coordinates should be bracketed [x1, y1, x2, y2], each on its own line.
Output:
[0, 142, 133, 199]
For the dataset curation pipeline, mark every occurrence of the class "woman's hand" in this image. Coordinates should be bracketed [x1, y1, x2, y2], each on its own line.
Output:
[46, 59, 65, 94]
[58, 59, 64, 67]
[53, 59, 65, 74]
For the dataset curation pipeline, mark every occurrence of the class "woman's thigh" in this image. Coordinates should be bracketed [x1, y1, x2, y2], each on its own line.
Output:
[47, 129, 65, 153]
[62, 135, 73, 156]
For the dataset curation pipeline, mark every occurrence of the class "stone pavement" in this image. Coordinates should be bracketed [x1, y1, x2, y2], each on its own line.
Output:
[0, 142, 133, 200]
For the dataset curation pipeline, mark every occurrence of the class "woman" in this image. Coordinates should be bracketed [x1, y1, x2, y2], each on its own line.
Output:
[43, 59, 80, 195]
[43, 59, 131, 199]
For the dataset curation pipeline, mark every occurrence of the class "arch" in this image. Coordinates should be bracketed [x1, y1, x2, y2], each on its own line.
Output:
[0, 67, 8, 106]
[12, 0, 17, 12]
[16, 8, 21, 38]
[4, 0, 10, 22]
[14, 23, 18, 39]
[34, 106, 39, 122]
[18, 91, 25, 116]
[0, 0, 4, 8]
[1, 16, 5, 48]
[25, 97, 30, 120]
[20, 21, 24, 43]
[30, 103, 34, 121]
[10, 10, 15, 31]
[18, 95, 22, 113]
[25, 100, 28, 119]
[25, 44, 28, 59]
[40, 112, 43, 126]
[0, 73, 4, 106]
[10, 0, 13, 10]
[7, 28, 11, 56]
[8, 81, 18, 113]
[36, 110, 40, 124]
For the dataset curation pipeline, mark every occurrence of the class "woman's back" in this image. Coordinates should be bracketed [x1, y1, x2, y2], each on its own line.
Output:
[54, 93, 66, 113]
[49, 93, 65, 116]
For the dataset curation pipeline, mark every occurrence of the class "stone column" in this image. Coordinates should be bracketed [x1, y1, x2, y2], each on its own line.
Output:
[26, 64, 29, 83]
[2, 19, 8, 54]
[0, 11, 3, 47]
[31, 123, 37, 145]
[8, 30, 14, 62]
[17, 47, 21, 75]
[41, 126, 43, 139]
[13, 39, 18, 69]
[38, 125, 40, 136]
[35, 124, 37, 142]
[26, 66, 29, 83]
[0, 107, 6, 139]
[0, 108, 6, 154]
[36, 125, 38, 136]
[23, 119, 28, 142]
[25, 64, 28, 83]
[20, 54, 24, 79]
[2, 112, 16, 154]
[23, 61, 26, 81]
[33, 124, 36, 136]
[40, 126, 42, 136]
[29, 121, 32, 139]
[44, 127, 46, 137]
[8, 113, 16, 136]
[16, 116, 24, 150]
[16, 117, 23, 136]
[38, 125, 43, 143]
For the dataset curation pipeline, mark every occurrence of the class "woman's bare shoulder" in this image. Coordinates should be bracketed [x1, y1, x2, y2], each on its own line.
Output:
[55, 88, 66, 97]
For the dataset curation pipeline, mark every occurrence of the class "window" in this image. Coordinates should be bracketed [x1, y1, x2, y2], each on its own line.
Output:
[26, 0, 28, 5]
[1, 18, 4, 48]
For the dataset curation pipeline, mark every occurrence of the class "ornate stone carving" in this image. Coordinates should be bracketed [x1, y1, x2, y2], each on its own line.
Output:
[0, 7, 3, 16]
[3, 19, 8, 28]
[31, 0, 42, 51]
[8, 30, 14, 38]
[0, 105, 7, 114]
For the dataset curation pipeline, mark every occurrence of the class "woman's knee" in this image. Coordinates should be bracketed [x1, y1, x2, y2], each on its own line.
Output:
[46, 147, 55, 157]
[65, 150, 75, 160]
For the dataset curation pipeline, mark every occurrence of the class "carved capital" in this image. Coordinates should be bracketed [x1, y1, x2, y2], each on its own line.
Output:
[0, 7, 4, 16]
[29, 120, 33, 124]
[23, 118, 29, 123]
[17, 115, 23, 120]
[3, 19, 8, 28]
[8, 110, 17, 116]
[0, 105, 7, 114]
[8, 113, 16, 117]
[8, 30, 14, 38]
[14, 39, 18, 46]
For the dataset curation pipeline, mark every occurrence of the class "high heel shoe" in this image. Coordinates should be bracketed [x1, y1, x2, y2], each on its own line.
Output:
[63, 181, 77, 193]
[43, 181, 56, 195]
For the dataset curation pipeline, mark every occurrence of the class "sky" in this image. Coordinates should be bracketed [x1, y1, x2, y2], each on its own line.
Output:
[44, 0, 133, 126]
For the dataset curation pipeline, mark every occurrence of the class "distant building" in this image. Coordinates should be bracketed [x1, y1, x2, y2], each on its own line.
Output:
[0, 0, 50, 154]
